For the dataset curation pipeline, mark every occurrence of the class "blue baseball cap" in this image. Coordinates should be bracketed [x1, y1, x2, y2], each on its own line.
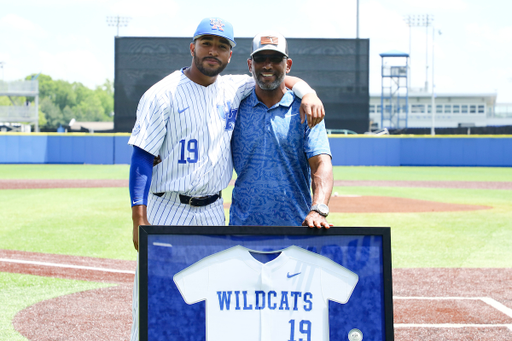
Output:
[193, 17, 236, 47]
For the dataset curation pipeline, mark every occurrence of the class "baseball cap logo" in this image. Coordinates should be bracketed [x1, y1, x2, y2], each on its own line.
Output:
[210, 18, 225, 31]
[261, 36, 279, 45]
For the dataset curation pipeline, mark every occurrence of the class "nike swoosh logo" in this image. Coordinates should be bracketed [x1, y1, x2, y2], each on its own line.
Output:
[285, 112, 299, 118]
[178, 107, 189, 114]
[287, 272, 301, 278]
[132, 199, 143, 205]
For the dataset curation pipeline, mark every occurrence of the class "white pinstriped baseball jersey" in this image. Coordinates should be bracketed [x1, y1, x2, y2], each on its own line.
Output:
[128, 68, 254, 197]
[128, 69, 254, 341]
[173, 245, 359, 341]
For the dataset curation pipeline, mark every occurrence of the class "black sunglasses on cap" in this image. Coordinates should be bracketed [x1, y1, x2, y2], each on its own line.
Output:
[252, 54, 286, 64]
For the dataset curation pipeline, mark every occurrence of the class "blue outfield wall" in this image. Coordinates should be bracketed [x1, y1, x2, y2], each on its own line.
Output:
[1, 134, 511, 166]
[329, 136, 512, 167]
[0, 134, 133, 165]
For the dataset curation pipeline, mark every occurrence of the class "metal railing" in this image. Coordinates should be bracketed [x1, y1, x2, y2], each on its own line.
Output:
[0, 80, 39, 94]
[364, 128, 389, 136]
[494, 103, 512, 118]
[0, 106, 38, 122]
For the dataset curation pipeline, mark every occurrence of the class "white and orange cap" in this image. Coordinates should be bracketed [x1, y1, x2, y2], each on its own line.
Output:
[250, 31, 288, 57]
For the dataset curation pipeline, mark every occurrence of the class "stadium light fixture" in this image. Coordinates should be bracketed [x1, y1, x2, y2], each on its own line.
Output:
[107, 16, 132, 37]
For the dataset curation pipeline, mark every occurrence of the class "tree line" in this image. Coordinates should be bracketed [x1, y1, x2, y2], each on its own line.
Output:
[0, 74, 114, 130]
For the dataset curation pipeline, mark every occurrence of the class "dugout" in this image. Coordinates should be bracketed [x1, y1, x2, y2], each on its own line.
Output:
[113, 37, 369, 133]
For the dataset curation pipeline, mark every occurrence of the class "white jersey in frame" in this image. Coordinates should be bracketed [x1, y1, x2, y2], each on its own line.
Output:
[173, 245, 359, 341]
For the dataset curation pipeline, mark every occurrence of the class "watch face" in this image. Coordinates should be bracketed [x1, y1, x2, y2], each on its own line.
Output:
[318, 204, 329, 215]
[313, 204, 329, 216]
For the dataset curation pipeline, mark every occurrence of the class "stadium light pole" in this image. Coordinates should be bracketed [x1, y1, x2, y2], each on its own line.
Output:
[356, 0, 359, 38]
[431, 25, 436, 136]
[404, 17, 412, 89]
[431, 27, 442, 136]
[107, 15, 131, 37]
[403, 14, 434, 92]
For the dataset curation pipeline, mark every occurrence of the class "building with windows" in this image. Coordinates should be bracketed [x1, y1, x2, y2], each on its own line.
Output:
[369, 91, 512, 130]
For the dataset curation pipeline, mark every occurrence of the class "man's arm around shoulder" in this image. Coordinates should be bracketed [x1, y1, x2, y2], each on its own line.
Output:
[284, 76, 325, 128]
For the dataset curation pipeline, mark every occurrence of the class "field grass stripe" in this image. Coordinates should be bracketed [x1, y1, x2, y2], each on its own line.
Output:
[0, 258, 135, 274]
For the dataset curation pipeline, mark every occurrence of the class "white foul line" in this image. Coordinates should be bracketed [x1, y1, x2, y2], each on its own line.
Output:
[395, 296, 479, 300]
[395, 323, 512, 329]
[480, 297, 512, 319]
[395, 296, 512, 318]
[394, 296, 512, 331]
[0, 258, 135, 274]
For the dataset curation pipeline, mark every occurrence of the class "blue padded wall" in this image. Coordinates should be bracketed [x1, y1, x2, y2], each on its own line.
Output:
[0, 134, 128, 164]
[1, 135, 511, 166]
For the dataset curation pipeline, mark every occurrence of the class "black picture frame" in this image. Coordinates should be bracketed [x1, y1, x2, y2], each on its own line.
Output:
[139, 225, 394, 341]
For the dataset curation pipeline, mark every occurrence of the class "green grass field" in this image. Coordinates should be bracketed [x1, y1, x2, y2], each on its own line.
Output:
[0, 164, 511, 340]
[1, 164, 511, 265]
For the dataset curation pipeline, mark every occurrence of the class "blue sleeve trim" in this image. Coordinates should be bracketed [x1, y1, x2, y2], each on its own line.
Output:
[129, 146, 154, 207]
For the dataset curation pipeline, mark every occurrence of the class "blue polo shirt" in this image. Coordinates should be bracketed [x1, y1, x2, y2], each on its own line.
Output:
[229, 89, 331, 226]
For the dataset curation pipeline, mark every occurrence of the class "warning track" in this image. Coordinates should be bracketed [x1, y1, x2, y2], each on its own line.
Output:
[2, 179, 511, 190]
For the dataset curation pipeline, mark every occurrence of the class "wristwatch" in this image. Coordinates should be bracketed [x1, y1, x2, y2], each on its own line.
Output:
[310, 204, 329, 217]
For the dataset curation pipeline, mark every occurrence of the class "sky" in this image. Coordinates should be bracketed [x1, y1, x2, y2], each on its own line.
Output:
[1, 0, 511, 102]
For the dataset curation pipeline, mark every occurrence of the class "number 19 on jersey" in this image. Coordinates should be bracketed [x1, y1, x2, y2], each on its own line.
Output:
[178, 139, 198, 164]
[289, 319, 311, 341]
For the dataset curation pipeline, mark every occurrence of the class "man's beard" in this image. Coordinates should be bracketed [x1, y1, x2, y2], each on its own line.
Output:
[194, 54, 227, 77]
[253, 69, 285, 91]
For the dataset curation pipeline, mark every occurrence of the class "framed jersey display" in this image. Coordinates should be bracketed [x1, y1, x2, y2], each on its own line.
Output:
[138, 226, 394, 341]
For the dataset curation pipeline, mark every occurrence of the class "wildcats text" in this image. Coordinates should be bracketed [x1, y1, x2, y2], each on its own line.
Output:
[216, 290, 313, 312]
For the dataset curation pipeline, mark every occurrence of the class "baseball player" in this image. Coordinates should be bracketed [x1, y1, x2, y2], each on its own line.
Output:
[128, 17, 324, 341]
[174, 245, 359, 341]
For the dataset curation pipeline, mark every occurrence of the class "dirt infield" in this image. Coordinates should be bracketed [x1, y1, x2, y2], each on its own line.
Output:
[1, 250, 135, 341]
[327, 195, 491, 213]
[2, 179, 512, 190]
[332, 180, 512, 190]
[2, 250, 511, 341]
[0, 179, 128, 189]
[13, 285, 133, 341]
[224, 195, 491, 213]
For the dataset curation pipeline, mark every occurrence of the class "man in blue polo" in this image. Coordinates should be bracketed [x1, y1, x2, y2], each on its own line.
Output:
[229, 31, 333, 228]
